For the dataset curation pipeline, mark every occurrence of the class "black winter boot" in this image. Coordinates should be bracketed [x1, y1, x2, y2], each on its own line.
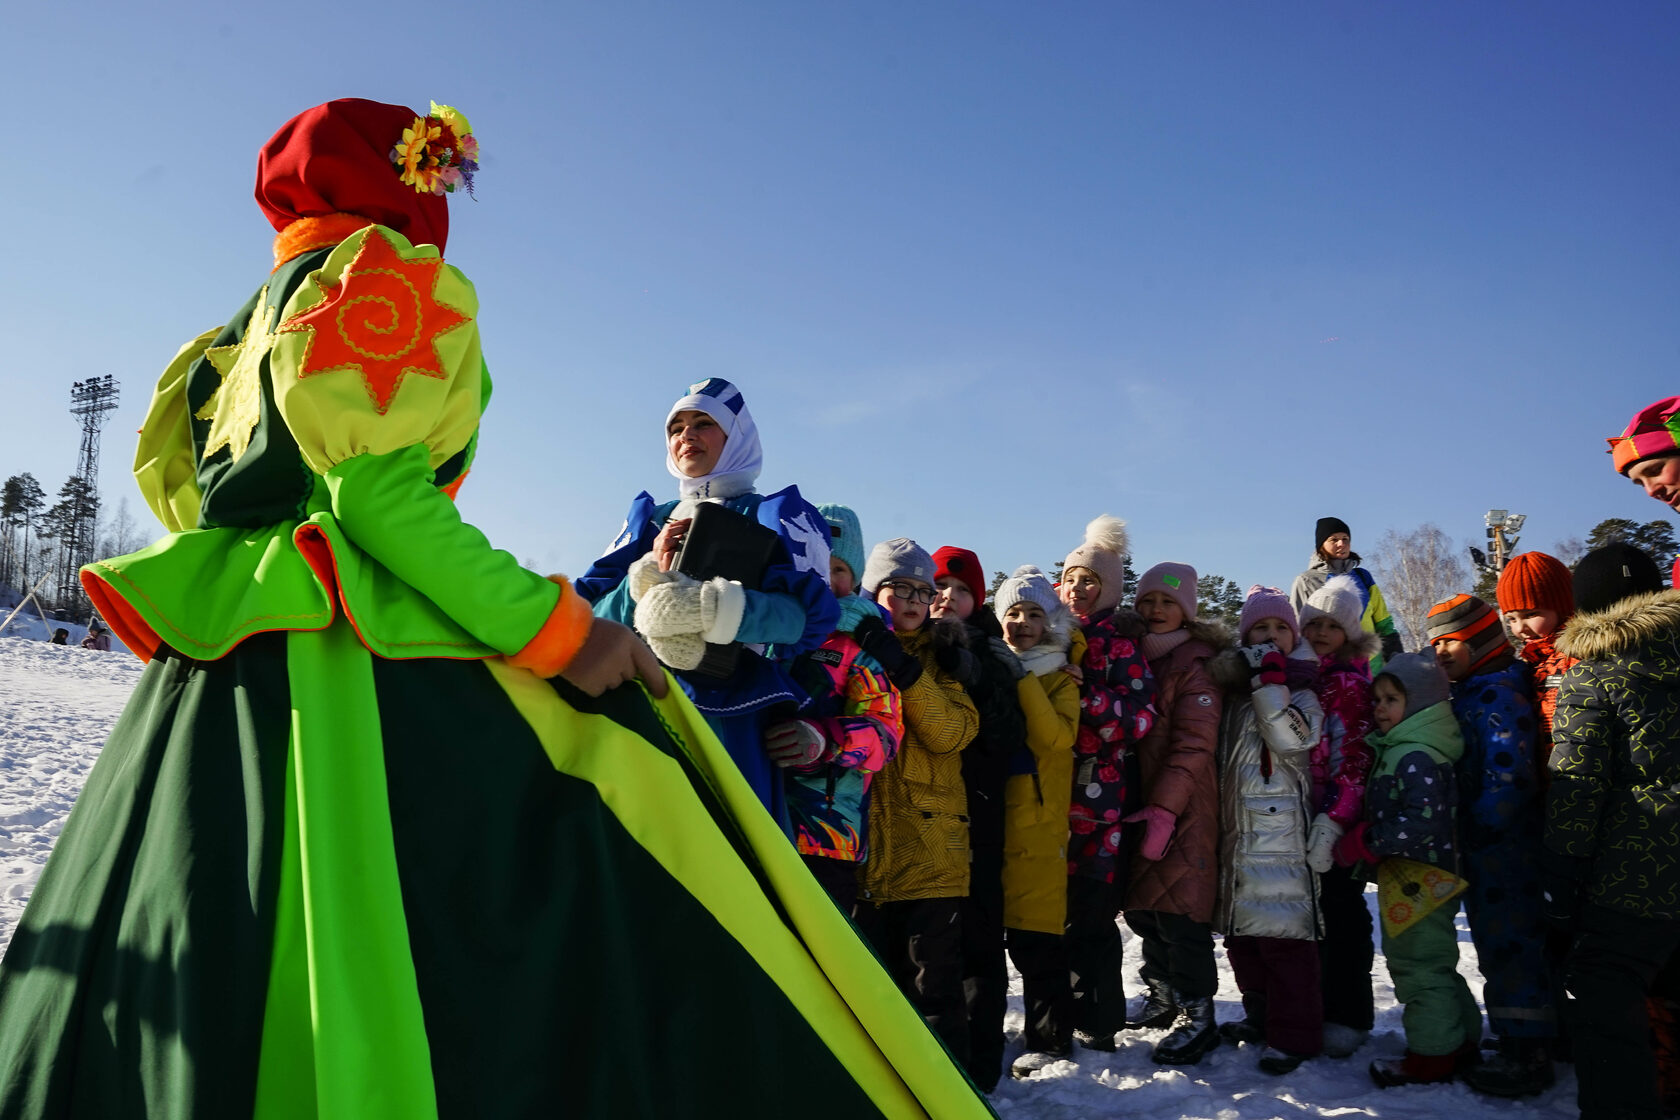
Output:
[1459, 1037, 1555, 1098]
[1126, 980, 1177, 1030]
[1153, 992, 1221, 1065]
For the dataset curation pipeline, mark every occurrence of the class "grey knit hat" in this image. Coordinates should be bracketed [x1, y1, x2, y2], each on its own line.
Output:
[994, 565, 1063, 620]
[816, 502, 865, 587]
[862, 537, 935, 596]
[1376, 649, 1452, 724]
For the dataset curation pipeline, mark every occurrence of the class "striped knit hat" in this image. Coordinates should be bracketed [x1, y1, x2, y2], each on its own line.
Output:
[1609, 397, 1680, 475]
[1425, 594, 1511, 673]
[1495, 552, 1575, 625]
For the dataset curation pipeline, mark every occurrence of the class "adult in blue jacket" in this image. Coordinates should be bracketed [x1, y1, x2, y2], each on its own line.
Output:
[577, 378, 839, 830]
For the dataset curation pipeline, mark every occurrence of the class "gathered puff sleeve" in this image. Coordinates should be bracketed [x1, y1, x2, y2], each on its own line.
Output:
[269, 225, 589, 676]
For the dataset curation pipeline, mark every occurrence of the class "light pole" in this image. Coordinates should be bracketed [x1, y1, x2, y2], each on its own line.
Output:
[1483, 509, 1526, 571]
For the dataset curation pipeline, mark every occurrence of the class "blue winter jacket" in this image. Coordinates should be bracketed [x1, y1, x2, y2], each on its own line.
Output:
[1449, 660, 1542, 854]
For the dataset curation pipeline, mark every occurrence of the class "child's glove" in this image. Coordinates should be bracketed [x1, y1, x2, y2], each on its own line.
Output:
[1238, 641, 1288, 690]
[853, 615, 923, 690]
[766, 719, 832, 768]
[1332, 820, 1377, 868]
[988, 636, 1028, 680]
[1306, 813, 1344, 874]
[1123, 806, 1176, 863]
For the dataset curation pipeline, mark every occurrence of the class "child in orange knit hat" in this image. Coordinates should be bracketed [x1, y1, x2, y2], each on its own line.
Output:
[1495, 552, 1577, 779]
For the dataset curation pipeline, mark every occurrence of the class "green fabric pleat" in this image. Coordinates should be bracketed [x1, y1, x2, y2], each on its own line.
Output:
[253, 620, 438, 1119]
[488, 663, 994, 1120]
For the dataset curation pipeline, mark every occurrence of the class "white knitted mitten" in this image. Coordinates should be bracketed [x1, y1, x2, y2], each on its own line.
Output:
[627, 552, 674, 602]
[647, 632, 707, 671]
[635, 577, 705, 638]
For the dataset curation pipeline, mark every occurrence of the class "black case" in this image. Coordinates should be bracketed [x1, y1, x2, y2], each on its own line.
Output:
[673, 502, 783, 680]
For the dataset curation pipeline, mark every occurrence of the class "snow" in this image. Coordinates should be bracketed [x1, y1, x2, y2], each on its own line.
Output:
[0, 635, 1577, 1118]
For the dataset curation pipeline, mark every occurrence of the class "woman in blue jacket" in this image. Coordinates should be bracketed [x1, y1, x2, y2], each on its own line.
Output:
[576, 378, 838, 830]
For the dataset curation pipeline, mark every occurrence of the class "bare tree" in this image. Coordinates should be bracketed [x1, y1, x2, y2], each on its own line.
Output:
[1550, 536, 1587, 568]
[1369, 523, 1471, 651]
[95, 496, 147, 561]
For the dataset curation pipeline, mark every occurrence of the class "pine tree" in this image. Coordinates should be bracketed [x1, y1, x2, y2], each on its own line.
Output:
[1584, 518, 1679, 573]
[1195, 574, 1245, 628]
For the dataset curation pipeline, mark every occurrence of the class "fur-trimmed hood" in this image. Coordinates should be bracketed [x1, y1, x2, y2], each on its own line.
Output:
[1185, 617, 1234, 652]
[1556, 588, 1680, 670]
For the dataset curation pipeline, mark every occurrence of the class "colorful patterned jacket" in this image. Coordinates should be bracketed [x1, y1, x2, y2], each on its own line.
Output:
[1289, 554, 1403, 673]
[1067, 607, 1158, 883]
[1363, 700, 1464, 870]
[783, 596, 903, 863]
[1311, 657, 1375, 828]
[1450, 659, 1542, 856]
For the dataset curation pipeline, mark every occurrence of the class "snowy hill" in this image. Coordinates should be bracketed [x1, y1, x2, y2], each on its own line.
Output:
[0, 637, 1578, 1118]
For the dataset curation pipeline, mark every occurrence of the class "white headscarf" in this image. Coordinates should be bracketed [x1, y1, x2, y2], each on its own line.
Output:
[665, 378, 762, 500]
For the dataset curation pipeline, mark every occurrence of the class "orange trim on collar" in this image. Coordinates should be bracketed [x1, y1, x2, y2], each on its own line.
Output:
[271, 213, 375, 270]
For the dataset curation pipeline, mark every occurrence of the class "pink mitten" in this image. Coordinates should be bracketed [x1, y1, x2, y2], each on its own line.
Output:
[1123, 805, 1177, 863]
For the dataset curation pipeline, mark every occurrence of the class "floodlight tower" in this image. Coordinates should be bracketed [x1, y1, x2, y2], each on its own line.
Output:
[66, 375, 119, 610]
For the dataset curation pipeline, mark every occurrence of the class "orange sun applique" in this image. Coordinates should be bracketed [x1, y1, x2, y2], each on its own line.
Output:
[277, 228, 470, 414]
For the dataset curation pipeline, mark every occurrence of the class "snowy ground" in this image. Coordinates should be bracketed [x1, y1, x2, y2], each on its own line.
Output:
[0, 635, 1578, 1118]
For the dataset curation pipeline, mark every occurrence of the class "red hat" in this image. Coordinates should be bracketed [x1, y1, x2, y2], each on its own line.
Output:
[932, 546, 986, 609]
[1608, 396, 1680, 474]
[1496, 552, 1575, 625]
[256, 99, 451, 254]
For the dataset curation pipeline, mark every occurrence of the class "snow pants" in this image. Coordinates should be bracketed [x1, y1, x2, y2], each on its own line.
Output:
[1064, 875, 1127, 1037]
[856, 896, 971, 1068]
[1382, 902, 1482, 1057]
[1124, 909, 1216, 1000]
[1224, 934, 1323, 1056]
[1317, 868, 1375, 1031]
[1566, 903, 1680, 1120]
[1007, 928, 1071, 1054]
[1463, 841, 1557, 1039]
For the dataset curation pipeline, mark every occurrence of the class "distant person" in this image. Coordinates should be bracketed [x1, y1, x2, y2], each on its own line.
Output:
[49, 628, 68, 645]
[1209, 587, 1326, 1075]
[1337, 651, 1482, 1087]
[1123, 563, 1224, 1067]
[1289, 518, 1403, 673]
[1427, 594, 1557, 1096]
[1543, 544, 1680, 1120]
[80, 622, 111, 651]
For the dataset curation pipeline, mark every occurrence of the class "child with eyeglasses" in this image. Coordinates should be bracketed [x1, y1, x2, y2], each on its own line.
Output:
[853, 537, 981, 1065]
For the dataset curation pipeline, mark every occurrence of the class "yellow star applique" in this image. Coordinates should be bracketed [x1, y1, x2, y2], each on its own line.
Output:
[197, 286, 277, 463]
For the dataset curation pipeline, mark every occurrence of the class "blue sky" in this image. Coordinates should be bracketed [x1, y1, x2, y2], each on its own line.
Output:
[4, 2, 1676, 600]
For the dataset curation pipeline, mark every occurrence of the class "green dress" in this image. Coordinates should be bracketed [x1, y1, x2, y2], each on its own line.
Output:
[0, 225, 992, 1120]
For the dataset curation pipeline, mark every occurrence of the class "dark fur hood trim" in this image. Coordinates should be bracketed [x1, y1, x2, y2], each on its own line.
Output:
[1557, 589, 1680, 662]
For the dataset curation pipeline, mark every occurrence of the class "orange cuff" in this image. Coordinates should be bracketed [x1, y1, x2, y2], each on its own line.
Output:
[506, 576, 594, 678]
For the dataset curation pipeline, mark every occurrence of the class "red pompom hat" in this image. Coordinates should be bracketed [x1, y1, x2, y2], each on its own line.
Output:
[256, 98, 450, 258]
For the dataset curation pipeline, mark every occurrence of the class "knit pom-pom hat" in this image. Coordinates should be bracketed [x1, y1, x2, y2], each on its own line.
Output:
[1426, 594, 1512, 673]
[1134, 562, 1198, 622]
[1298, 574, 1380, 660]
[1238, 585, 1297, 644]
[1062, 515, 1129, 614]
[932, 546, 987, 609]
[995, 565, 1063, 621]
[1496, 551, 1575, 625]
